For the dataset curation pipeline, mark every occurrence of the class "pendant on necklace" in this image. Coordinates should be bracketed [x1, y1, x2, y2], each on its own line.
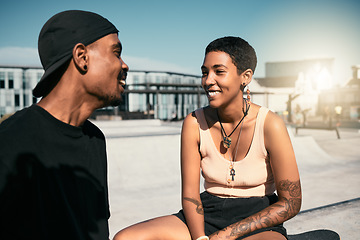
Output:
[223, 136, 231, 149]
[230, 168, 236, 181]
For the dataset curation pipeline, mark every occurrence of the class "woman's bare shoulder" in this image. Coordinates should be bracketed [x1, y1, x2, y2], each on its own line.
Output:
[264, 108, 286, 131]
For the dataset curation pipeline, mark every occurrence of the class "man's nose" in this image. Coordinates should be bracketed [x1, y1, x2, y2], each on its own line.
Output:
[120, 57, 129, 72]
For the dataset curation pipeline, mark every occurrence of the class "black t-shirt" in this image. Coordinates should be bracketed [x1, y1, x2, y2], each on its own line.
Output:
[0, 105, 110, 240]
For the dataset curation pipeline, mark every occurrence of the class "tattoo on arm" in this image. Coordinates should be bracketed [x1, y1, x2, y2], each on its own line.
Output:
[278, 179, 301, 198]
[184, 197, 204, 215]
[276, 179, 302, 218]
[224, 179, 301, 238]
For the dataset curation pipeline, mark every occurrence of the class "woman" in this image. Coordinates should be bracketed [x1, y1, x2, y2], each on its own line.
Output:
[114, 36, 301, 240]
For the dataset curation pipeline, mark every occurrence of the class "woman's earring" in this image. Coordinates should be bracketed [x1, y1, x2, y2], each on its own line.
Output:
[246, 86, 251, 103]
[84, 65, 87, 71]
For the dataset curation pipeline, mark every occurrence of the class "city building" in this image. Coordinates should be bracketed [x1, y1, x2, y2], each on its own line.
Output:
[253, 58, 335, 123]
[2, 62, 359, 123]
[0, 65, 42, 118]
[111, 70, 208, 120]
[0, 65, 207, 120]
[318, 65, 360, 121]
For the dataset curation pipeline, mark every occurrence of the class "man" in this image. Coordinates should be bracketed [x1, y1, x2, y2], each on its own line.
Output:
[0, 10, 128, 240]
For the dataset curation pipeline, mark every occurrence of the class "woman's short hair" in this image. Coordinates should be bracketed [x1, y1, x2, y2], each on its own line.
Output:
[205, 36, 257, 74]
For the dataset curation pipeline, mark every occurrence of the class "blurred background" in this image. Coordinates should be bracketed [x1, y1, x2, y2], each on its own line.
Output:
[1, 1, 359, 238]
[1, 0, 360, 126]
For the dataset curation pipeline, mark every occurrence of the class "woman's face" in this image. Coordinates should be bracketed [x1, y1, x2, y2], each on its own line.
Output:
[201, 51, 245, 108]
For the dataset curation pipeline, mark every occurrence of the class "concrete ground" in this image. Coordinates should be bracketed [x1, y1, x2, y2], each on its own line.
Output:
[285, 127, 360, 240]
[93, 119, 360, 239]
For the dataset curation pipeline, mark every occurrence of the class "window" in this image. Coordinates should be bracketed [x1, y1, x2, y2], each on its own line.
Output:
[15, 94, 20, 107]
[23, 93, 29, 106]
[9, 80, 14, 89]
[0, 72, 5, 88]
[133, 75, 139, 90]
[0, 107, 5, 118]
[8, 72, 14, 89]
[139, 94, 144, 111]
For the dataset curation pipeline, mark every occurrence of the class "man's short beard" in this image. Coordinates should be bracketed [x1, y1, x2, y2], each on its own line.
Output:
[98, 94, 122, 108]
[109, 98, 122, 107]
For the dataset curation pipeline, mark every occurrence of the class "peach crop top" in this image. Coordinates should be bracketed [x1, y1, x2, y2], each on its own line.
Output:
[196, 107, 275, 198]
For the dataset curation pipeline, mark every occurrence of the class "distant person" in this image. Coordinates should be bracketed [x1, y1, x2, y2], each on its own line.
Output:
[293, 104, 302, 126]
[113, 36, 301, 240]
[171, 111, 178, 121]
[0, 10, 128, 240]
[334, 105, 342, 127]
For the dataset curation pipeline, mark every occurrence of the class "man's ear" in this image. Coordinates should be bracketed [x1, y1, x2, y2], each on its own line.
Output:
[72, 43, 88, 73]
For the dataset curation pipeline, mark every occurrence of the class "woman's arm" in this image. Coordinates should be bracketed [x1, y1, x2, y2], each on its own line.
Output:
[181, 112, 206, 240]
[209, 111, 302, 240]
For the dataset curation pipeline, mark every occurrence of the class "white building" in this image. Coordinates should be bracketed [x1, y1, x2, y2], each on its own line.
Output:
[253, 58, 334, 123]
[4, 59, 349, 123]
[0, 66, 206, 120]
[0, 66, 43, 118]
[120, 70, 207, 120]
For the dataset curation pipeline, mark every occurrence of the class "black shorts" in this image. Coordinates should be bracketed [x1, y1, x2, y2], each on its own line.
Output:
[173, 191, 288, 239]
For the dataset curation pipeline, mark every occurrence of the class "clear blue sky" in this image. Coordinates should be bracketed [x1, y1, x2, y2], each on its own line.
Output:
[0, 0, 359, 85]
